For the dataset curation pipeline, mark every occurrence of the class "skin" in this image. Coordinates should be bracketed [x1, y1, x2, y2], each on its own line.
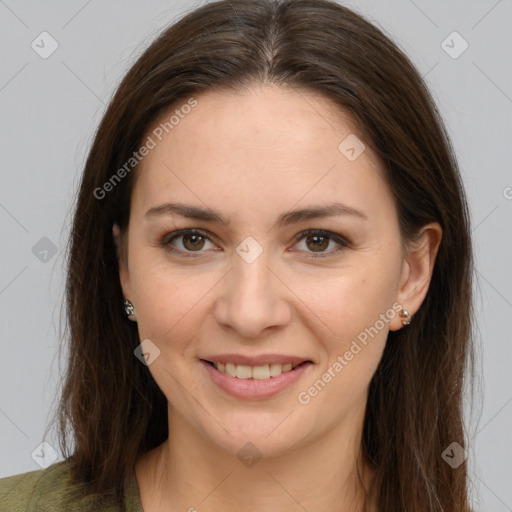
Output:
[114, 84, 442, 511]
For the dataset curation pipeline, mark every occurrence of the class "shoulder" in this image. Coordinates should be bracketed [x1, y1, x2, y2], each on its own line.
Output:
[0, 460, 67, 511]
[0, 460, 125, 512]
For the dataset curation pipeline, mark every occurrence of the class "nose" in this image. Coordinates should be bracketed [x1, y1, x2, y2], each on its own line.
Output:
[213, 249, 292, 339]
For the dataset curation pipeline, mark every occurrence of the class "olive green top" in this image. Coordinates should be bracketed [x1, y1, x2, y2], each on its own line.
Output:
[0, 460, 144, 511]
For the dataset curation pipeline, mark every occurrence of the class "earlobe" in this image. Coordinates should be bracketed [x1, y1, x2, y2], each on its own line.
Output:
[123, 299, 137, 321]
[389, 222, 442, 331]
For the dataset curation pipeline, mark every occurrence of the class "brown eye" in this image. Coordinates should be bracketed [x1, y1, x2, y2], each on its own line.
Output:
[305, 234, 330, 252]
[161, 229, 216, 256]
[182, 233, 206, 251]
[293, 229, 348, 257]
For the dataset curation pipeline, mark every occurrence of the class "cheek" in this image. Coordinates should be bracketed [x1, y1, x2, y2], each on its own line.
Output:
[295, 260, 400, 388]
[280, 268, 401, 440]
[296, 260, 400, 340]
[128, 262, 216, 405]
[131, 263, 214, 343]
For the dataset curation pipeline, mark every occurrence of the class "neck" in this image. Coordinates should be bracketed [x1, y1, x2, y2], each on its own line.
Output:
[136, 406, 376, 512]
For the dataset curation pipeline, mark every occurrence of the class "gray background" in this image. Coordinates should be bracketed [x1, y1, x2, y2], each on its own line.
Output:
[0, 0, 511, 510]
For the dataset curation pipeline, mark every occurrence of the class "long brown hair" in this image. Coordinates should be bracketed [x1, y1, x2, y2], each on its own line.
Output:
[49, 0, 474, 509]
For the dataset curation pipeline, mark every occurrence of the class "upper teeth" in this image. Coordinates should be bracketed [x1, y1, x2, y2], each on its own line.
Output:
[213, 362, 299, 379]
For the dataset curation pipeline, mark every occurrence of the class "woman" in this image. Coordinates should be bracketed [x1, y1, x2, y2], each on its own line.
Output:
[0, 0, 474, 510]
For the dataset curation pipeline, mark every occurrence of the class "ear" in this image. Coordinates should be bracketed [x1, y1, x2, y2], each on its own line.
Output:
[113, 223, 132, 301]
[389, 222, 442, 331]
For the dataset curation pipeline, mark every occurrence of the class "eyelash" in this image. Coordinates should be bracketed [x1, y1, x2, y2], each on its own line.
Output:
[160, 228, 349, 258]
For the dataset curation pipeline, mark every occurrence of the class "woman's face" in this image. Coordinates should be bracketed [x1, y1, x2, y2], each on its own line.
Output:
[117, 84, 412, 458]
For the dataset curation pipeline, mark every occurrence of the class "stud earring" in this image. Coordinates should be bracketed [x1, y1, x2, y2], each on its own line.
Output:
[123, 299, 136, 320]
[399, 308, 412, 326]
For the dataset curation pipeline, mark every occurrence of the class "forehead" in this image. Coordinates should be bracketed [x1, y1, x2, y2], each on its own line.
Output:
[132, 84, 394, 223]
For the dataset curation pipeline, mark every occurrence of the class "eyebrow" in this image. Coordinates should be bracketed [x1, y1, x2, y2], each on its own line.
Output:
[145, 201, 368, 228]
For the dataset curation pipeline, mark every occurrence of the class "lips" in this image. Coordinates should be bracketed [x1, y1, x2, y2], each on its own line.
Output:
[200, 354, 313, 400]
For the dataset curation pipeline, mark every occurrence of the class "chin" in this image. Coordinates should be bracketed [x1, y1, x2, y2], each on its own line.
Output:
[193, 408, 318, 462]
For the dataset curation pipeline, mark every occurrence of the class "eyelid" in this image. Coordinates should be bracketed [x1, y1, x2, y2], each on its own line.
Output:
[160, 228, 219, 256]
[160, 228, 349, 257]
[289, 229, 349, 258]
[160, 228, 216, 246]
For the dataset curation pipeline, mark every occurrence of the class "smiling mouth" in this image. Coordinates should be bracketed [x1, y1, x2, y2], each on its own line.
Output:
[202, 360, 310, 380]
